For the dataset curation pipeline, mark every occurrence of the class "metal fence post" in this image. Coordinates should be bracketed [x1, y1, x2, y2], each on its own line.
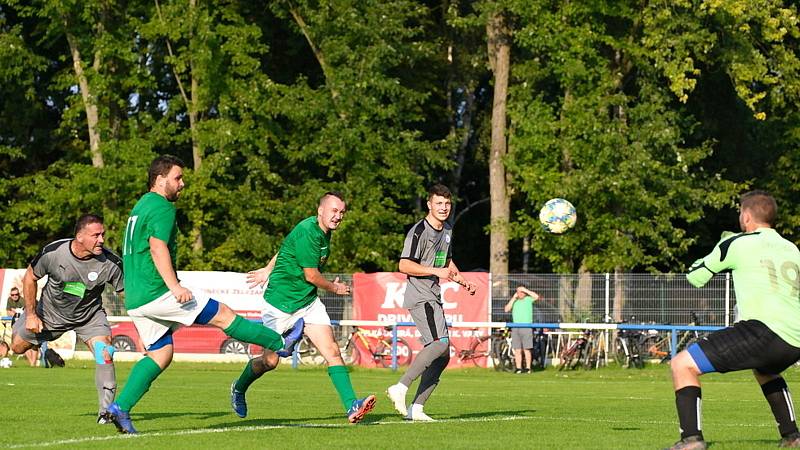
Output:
[724, 272, 731, 327]
[391, 325, 398, 371]
[604, 273, 610, 321]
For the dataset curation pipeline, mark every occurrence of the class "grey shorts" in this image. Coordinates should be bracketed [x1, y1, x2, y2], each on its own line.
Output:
[511, 327, 534, 349]
[12, 310, 110, 345]
[408, 301, 449, 346]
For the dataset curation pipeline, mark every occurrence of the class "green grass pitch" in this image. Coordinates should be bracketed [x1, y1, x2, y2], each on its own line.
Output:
[0, 361, 796, 449]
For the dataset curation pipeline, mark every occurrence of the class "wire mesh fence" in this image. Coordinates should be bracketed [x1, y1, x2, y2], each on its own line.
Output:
[491, 273, 733, 327]
[102, 272, 732, 328]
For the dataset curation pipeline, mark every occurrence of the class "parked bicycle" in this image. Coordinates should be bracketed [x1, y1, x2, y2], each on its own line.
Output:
[450, 328, 495, 367]
[580, 329, 608, 370]
[644, 312, 701, 362]
[338, 326, 413, 368]
[531, 328, 548, 369]
[614, 325, 645, 369]
[558, 329, 591, 370]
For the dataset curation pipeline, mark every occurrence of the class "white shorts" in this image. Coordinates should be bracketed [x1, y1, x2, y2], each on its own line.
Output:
[127, 287, 210, 350]
[261, 298, 331, 334]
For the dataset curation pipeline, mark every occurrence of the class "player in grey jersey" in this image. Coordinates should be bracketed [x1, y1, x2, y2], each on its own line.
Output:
[12, 214, 123, 424]
[387, 184, 477, 421]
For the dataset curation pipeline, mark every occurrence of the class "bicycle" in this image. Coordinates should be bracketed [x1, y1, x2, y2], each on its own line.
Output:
[581, 329, 608, 370]
[338, 326, 413, 368]
[531, 328, 548, 369]
[450, 327, 494, 367]
[644, 312, 701, 363]
[613, 327, 645, 369]
[558, 329, 590, 370]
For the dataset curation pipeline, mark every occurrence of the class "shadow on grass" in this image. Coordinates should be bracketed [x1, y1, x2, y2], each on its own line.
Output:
[445, 409, 537, 420]
[82, 410, 231, 423]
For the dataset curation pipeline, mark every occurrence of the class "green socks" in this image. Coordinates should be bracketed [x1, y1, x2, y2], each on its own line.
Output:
[224, 315, 284, 351]
[328, 365, 357, 411]
[234, 359, 260, 392]
[116, 356, 163, 412]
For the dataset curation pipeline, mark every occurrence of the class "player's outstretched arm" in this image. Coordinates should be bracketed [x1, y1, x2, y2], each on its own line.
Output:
[22, 265, 43, 333]
[246, 254, 277, 288]
[686, 240, 731, 288]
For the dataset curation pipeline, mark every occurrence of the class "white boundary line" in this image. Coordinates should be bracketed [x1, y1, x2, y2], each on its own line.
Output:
[2, 413, 777, 448]
[2, 415, 534, 448]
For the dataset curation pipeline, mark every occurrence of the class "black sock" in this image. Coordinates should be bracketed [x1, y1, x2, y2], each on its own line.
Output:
[675, 386, 703, 440]
[761, 377, 798, 438]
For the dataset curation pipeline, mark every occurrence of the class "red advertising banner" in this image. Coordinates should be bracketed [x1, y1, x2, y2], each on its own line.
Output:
[352, 272, 489, 368]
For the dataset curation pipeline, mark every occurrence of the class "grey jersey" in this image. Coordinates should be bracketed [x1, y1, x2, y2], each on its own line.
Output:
[31, 239, 123, 331]
[400, 218, 453, 307]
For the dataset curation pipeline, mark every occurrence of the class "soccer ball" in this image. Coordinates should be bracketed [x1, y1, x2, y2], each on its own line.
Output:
[539, 198, 577, 234]
[0, 357, 12, 369]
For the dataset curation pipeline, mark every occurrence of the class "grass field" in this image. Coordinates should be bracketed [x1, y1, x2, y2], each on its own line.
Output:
[0, 360, 797, 449]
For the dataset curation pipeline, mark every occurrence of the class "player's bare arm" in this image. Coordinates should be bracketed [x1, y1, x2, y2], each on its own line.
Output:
[246, 254, 278, 289]
[448, 261, 477, 295]
[22, 265, 43, 333]
[303, 267, 350, 295]
[398, 258, 452, 280]
[149, 236, 192, 303]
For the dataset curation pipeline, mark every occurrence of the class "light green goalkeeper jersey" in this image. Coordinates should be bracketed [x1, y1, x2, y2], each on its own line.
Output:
[687, 227, 800, 347]
[122, 192, 178, 310]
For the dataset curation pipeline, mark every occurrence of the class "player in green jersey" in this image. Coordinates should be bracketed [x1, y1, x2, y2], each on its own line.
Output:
[230, 192, 376, 424]
[667, 191, 800, 450]
[108, 155, 301, 434]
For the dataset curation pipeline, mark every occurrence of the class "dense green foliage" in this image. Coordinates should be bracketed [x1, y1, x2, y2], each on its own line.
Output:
[1, 361, 797, 448]
[1, 0, 799, 273]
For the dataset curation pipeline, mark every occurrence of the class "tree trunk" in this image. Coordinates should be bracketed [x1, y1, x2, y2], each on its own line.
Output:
[612, 266, 626, 323]
[486, 10, 511, 277]
[574, 261, 593, 320]
[65, 30, 103, 168]
[558, 275, 574, 322]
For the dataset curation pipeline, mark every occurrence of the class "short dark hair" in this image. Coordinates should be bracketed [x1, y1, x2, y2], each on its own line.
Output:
[428, 184, 451, 200]
[740, 190, 777, 226]
[9, 287, 19, 294]
[319, 191, 345, 205]
[74, 214, 104, 235]
[148, 154, 185, 189]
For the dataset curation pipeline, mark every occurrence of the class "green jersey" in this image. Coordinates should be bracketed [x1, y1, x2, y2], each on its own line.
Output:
[687, 227, 800, 347]
[265, 216, 330, 313]
[512, 295, 536, 323]
[122, 192, 178, 309]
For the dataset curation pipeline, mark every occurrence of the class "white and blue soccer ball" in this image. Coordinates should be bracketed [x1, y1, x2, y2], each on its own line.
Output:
[0, 357, 12, 369]
[539, 198, 577, 234]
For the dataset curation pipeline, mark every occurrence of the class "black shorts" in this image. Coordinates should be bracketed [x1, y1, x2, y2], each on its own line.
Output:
[694, 320, 800, 375]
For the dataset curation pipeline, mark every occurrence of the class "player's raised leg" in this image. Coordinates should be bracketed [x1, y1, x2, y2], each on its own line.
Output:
[200, 300, 293, 353]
